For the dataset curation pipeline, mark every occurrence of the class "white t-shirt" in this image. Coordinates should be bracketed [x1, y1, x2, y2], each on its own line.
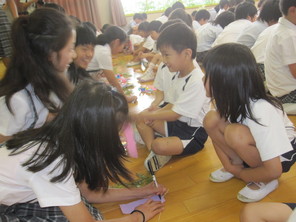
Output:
[192, 20, 201, 30]
[251, 24, 278, 64]
[0, 143, 81, 207]
[265, 17, 296, 97]
[153, 62, 175, 104]
[0, 85, 49, 136]
[212, 19, 252, 47]
[196, 23, 223, 52]
[237, 20, 268, 48]
[169, 66, 210, 127]
[156, 15, 168, 24]
[87, 44, 113, 72]
[241, 99, 295, 161]
[143, 36, 155, 51]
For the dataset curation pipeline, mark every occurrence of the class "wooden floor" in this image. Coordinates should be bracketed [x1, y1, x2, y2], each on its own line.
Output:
[1, 56, 296, 222]
[95, 55, 296, 222]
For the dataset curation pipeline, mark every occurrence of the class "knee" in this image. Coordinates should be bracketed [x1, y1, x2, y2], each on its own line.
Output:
[240, 204, 258, 222]
[151, 138, 166, 154]
[203, 110, 221, 133]
[224, 124, 252, 149]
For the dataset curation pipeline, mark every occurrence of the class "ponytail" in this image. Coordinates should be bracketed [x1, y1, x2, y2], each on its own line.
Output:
[96, 25, 127, 46]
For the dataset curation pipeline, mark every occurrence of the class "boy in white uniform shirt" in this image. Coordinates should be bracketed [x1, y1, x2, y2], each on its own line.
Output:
[265, 0, 296, 104]
[212, 2, 257, 47]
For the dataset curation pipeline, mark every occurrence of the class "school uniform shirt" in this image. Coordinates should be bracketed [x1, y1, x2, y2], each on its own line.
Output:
[192, 20, 201, 31]
[251, 24, 278, 64]
[129, 34, 144, 48]
[237, 20, 268, 48]
[265, 17, 296, 97]
[153, 62, 175, 104]
[241, 99, 295, 161]
[196, 23, 223, 52]
[143, 36, 155, 51]
[87, 44, 113, 72]
[0, 143, 81, 207]
[156, 15, 168, 24]
[212, 19, 252, 47]
[0, 84, 49, 137]
[169, 66, 211, 127]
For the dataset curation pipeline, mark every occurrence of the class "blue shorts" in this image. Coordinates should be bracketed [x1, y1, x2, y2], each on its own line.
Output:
[166, 120, 208, 156]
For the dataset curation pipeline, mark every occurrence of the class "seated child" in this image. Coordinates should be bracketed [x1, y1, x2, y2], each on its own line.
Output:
[193, 9, 211, 31]
[265, 0, 296, 104]
[87, 25, 137, 103]
[127, 21, 155, 67]
[136, 22, 210, 172]
[203, 43, 296, 203]
[137, 20, 163, 83]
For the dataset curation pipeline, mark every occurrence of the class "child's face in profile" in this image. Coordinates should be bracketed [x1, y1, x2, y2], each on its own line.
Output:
[150, 31, 159, 40]
[160, 45, 184, 73]
[74, 44, 94, 69]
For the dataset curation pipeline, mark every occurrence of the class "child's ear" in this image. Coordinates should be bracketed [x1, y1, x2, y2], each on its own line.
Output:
[183, 48, 193, 59]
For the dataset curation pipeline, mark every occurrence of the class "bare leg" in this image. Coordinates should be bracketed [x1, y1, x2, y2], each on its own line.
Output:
[240, 202, 293, 222]
[151, 136, 183, 155]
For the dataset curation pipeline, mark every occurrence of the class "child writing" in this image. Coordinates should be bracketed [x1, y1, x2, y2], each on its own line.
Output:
[0, 81, 166, 222]
[68, 22, 96, 85]
[136, 22, 210, 172]
[87, 25, 137, 103]
[203, 43, 296, 203]
[0, 8, 75, 144]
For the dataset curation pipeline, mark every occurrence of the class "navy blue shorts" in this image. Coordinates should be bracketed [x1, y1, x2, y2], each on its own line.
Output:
[166, 120, 208, 156]
[284, 203, 296, 210]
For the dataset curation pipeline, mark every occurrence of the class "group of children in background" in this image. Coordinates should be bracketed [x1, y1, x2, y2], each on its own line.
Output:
[0, 0, 296, 221]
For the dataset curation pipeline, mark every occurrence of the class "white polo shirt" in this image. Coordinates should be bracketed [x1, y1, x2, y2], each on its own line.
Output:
[251, 24, 278, 64]
[265, 17, 296, 97]
[87, 44, 113, 72]
[196, 23, 223, 52]
[212, 19, 252, 47]
[237, 20, 268, 48]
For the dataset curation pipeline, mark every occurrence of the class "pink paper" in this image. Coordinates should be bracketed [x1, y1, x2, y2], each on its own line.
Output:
[120, 195, 165, 214]
[123, 123, 138, 158]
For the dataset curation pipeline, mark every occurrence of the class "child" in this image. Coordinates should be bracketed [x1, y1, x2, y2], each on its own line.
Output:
[193, 9, 210, 31]
[136, 22, 210, 172]
[265, 0, 296, 104]
[138, 20, 162, 83]
[68, 22, 96, 85]
[168, 8, 193, 27]
[0, 81, 166, 221]
[196, 11, 235, 63]
[127, 21, 154, 67]
[203, 43, 296, 202]
[237, 0, 281, 48]
[87, 25, 137, 103]
[212, 2, 257, 47]
[0, 8, 75, 144]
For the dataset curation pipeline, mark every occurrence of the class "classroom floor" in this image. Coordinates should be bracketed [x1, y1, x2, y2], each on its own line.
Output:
[95, 54, 296, 222]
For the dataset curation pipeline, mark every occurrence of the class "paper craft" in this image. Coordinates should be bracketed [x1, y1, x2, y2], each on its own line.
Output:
[123, 123, 138, 158]
[120, 195, 165, 214]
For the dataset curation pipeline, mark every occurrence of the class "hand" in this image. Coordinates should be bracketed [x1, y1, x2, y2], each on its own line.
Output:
[126, 95, 138, 103]
[140, 182, 167, 198]
[134, 199, 164, 222]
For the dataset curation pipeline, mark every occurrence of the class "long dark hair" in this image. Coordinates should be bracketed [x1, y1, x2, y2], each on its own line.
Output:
[7, 81, 132, 191]
[96, 25, 127, 46]
[0, 8, 73, 113]
[203, 43, 283, 124]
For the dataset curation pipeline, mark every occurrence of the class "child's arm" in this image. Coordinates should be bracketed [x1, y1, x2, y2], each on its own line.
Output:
[102, 69, 124, 94]
[139, 52, 156, 60]
[148, 90, 164, 111]
[138, 108, 180, 122]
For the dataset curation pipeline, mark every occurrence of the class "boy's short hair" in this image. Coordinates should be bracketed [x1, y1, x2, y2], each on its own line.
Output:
[280, 0, 296, 16]
[169, 8, 192, 27]
[219, 0, 230, 8]
[157, 22, 197, 59]
[148, 20, 162, 32]
[159, 19, 185, 33]
[258, 0, 281, 23]
[164, 7, 173, 17]
[138, 21, 150, 32]
[133, 13, 143, 20]
[172, 1, 185, 10]
[195, 9, 210, 21]
[213, 11, 235, 28]
[234, 2, 257, 20]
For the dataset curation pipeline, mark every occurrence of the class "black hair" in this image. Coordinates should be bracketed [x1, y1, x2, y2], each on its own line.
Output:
[159, 19, 185, 32]
[168, 8, 193, 27]
[258, 0, 281, 23]
[157, 22, 197, 59]
[142, 13, 147, 20]
[213, 11, 235, 28]
[7, 81, 132, 191]
[280, 0, 296, 16]
[172, 1, 185, 10]
[191, 10, 197, 17]
[203, 43, 283, 124]
[0, 8, 73, 113]
[96, 25, 127, 45]
[84, 21, 97, 34]
[234, 1, 257, 20]
[43, 3, 65, 13]
[101, 23, 112, 33]
[164, 7, 173, 17]
[195, 9, 211, 21]
[245, 0, 255, 4]
[69, 15, 81, 27]
[148, 20, 162, 32]
[133, 13, 143, 20]
[258, 0, 267, 8]
[220, 0, 230, 8]
[69, 23, 96, 85]
[138, 21, 150, 32]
